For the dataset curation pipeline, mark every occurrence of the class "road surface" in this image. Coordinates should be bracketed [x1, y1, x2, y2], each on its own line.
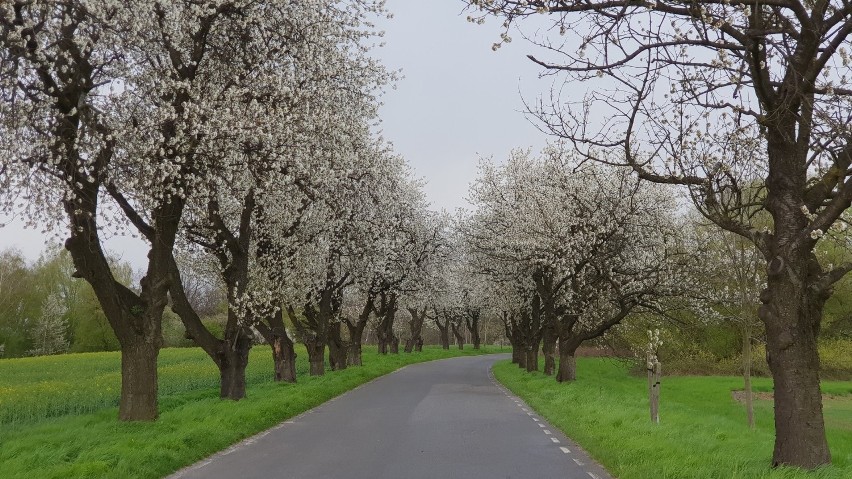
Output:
[171, 354, 612, 479]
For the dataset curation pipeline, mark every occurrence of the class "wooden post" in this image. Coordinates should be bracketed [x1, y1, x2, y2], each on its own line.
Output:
[648, 353, 661, 424]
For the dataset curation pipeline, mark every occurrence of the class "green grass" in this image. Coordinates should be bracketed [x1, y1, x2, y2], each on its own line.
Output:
[493, 358, 852, 479]
[0, 344, 500, 479]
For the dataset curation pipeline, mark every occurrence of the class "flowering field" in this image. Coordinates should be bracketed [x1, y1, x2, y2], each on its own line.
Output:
[0, 346, 309, 425]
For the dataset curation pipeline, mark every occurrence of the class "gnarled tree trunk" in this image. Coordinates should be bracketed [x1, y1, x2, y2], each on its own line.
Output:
[118, 338, 160, 421]
[345, 320, 366, 366]
[525, 342, 539, 372]
[328, 321, 348, 371]
[450, 320, 464, 350]
[542, 322, 557, 376]
[760, 249, 830, 467]
[343, 294, 374, 366]
[556, 339, 579, 382]
[435, 317, 450, 350]
[219, 328, 252, 400]
[404, 307, 426, 353]
[255, 313, 296, 383]
[66, 199, 181, 420]
[465, 311, 481, 350]
[376, 291, 398, 355]
[305, 336, 325, 376]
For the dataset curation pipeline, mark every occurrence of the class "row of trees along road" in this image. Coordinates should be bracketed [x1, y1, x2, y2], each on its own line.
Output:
[465, 0, 852, 469]
[462, 148, 689, 381]
[0, 0, 467, 420]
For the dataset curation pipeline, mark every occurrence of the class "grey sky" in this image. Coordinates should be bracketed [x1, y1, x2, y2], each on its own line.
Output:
[0, 0, 550, 266]
[376, 0, 548, 211]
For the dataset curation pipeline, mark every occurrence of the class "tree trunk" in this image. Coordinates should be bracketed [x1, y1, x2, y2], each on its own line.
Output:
[451, 321, 464, 350]
[405, 307, 426, 353]
[67, 230, 171, 422]
[556, 342, 578, 382]
[272, 334, 297, 383]
[348, 341, 363, 366]
[466, 313, 481, 350]
[761, 266, 830, 467]
[517, 349, 527, 369]
[743, 324, 754, 430]
[344, 319, 366, 366]
[542, 323, 557, 376]
[328, 322, 347, 371]
[414, 337, 423, 352]
[389, 336, 399, 354]
[218, 328, 252, 400]
[525, 343, 539, 372]
[119, 339, 160, 421]
[219, 331, 251, 400]
[759, 123, 832, 468]
[375, 291, 398, 355]
[436, 319, 450, 350]
[305, 337, 325, 376]
[255, 313, 297, 383]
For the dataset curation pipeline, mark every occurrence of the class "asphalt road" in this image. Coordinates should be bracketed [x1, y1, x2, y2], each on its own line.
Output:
[170, 354, 612, 479]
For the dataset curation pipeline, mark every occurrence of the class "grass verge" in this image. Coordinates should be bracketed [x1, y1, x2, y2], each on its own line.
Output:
[0, 345, 500, 479]
[492, 358, 852, 479]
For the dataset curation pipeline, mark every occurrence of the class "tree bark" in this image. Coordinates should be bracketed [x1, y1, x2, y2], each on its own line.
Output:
[343, 295, 373, 366]
[119, 339, 160, 421]
[328, 321, 348, 371]
[219, 329, 252, 400]
[376, 292, 398, 355]
[344, 315, 365, 366]
[389, 336, 399, 354]
[542, 322, 557, 376]
[516, 349, 527, 369]
[556, 340, 579, 382]
[761, 125, 832, 467]
[305, 337, 325, 376]
[450, 321, 464, 350]
[404, 307, 426, 353]
[435, 317, 450, 350]
[760, 251, 831, 467]
[255, 313, 296, 383]
[465, 311, 481, 350]
[525, 343, 539, 372]
[347, 341, 363, 366]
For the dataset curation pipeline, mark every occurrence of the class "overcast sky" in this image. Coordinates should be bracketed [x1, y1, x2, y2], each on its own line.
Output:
[0, 0, 551, 267]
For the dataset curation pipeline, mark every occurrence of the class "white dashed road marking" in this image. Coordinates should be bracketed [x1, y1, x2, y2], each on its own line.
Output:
[559, 447, 571, 454]
[543, 430, 552, 435]
[573, 458, 585, 466]
[550, 437, 560, 444]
